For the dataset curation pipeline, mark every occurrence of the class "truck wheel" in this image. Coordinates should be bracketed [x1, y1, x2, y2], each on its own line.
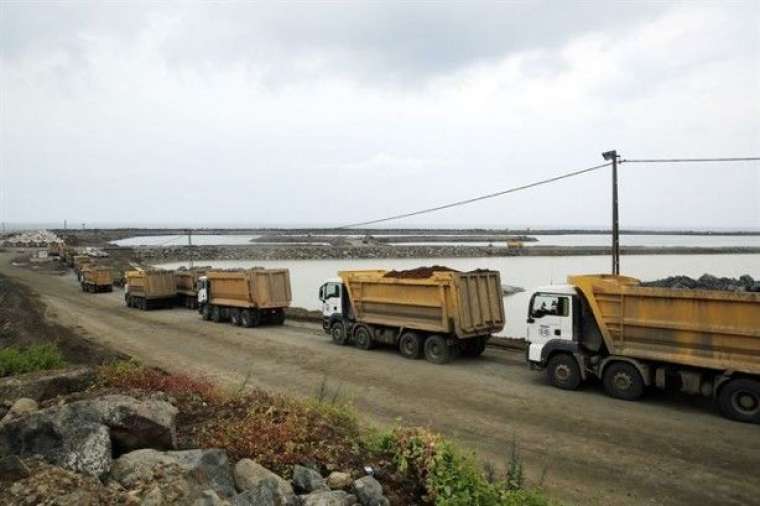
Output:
[718, 379, 760, 423]
[230, 309, 242, 326]
[399, 332, 422, 359]
[423, 335, 451, 364]
[211, 305, 222, 323]
[241, 309, 261, 327]
[330, 322, 348, 345]
[272, 309, 285, 325]
[126, 295, 132, 308]
[354, 326, 373, 350]
[547, 353, 581, 390]
[603, 362, 644, 401]
[201, 304, 211, 320]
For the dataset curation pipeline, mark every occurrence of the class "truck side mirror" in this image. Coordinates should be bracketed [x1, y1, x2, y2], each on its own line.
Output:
[318, 286, 325, 301]
[527, 317, 535, 324]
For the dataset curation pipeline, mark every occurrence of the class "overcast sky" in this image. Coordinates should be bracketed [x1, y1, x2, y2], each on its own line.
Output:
[1, 1, 758, 229]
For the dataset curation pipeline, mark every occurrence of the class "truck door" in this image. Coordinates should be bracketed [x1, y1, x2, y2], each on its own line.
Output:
[527, 293, 574, 362]
[319, 282, 343, 318]
[198, 277, 209, 305]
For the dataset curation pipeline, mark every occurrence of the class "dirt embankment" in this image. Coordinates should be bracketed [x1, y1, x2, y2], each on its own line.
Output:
[0, 272, 124, 366]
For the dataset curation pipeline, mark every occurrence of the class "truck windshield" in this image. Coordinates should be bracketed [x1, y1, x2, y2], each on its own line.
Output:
[531, 294, 569, 318]
[325, 283, 340, 298]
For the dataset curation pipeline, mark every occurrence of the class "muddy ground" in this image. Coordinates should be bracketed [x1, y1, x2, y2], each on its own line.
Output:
[1, 252, 758, 506]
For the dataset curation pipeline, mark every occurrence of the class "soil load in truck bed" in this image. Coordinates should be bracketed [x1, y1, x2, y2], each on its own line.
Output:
[383, 265, 459, 279]
[642, 274, 760, 292]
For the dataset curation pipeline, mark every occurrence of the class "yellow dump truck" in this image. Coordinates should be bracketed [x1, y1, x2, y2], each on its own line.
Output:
[125, 270, 176, 310]
[318, 267, 505, 364]
[526, 274, 760, 423]
[175, 270, 207, 309]
[80, 265, 114, 293]
[198, 269, 292, 326]
[73, 255, 92, 278]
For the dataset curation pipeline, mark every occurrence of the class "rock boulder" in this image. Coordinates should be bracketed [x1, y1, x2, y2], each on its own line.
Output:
[293, 464, 328, 494]
[110, 448, 236, 498]
[0, 394, 177, 478]
[0, 367, 95, 402]
[352, 476, 389, 506]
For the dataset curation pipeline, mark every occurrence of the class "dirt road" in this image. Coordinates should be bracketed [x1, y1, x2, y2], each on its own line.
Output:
[3, 256, 758, 506]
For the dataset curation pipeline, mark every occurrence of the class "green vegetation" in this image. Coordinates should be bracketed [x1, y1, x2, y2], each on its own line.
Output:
[96, 361, 554, 505]
[371, 427, 551, 506]
[0, 343, 65, 377]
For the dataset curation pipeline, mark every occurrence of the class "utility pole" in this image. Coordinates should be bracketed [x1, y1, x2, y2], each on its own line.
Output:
[602, 150, 621, 275]
[187, 229, 193, 269]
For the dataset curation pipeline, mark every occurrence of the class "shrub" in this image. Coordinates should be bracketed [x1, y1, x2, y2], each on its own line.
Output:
[375, 428, 552, 506]
[96, 360, 221, 404]
[0, 343, 65, 377]
[193, 391, 362, 478]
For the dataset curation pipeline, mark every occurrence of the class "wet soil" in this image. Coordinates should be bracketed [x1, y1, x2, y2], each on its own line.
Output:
[383, 265, 459, 279]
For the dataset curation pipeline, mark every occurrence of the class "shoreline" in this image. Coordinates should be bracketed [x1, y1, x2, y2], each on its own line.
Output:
[47, 226, 760, 246]
[134, 244, 760, 263]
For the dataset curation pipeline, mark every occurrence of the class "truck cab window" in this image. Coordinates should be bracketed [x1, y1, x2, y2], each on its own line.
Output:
[531, 294, 569, 318]
[325, 283, 340, 299]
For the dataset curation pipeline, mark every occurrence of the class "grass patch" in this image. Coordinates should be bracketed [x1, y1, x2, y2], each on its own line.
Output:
[0, 343, 66, 377]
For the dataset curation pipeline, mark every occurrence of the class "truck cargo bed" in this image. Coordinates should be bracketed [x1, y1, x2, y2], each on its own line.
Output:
[571, 275, 760, 375]
[340, 269, 504, 338]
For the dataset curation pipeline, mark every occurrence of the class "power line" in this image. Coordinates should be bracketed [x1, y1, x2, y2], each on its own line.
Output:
[622, 157, 760, 163]
[338, 161, 612, 229]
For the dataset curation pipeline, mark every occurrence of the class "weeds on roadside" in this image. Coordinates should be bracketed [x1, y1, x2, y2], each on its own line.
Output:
[0, 343, 65, 377]
[96, 360, 221, 404]
[372, 427, 552, 506]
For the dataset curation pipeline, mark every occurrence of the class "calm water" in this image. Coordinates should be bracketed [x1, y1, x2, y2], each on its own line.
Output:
[117, 233, 760, 248]
[156, 254, 759, 339]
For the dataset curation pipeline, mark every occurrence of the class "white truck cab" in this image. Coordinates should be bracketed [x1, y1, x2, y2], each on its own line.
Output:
[197, 276, 209, 305]
[318, 277, 344, 320]
[526, 285, 578, 364]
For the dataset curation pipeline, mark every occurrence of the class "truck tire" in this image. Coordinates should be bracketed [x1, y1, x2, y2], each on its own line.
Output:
[201, 304, 211, 321]
[603, 362, 644, 401]
[330, 322, 348, 345]
[126, 295, 132, 308]
[423, 335, 451, 364]
[398, 331, 422, 359]
[353, 326, 374, 350]
[230, 309, 242, 326]
[271, 309, 285, 325]
[547, 353, 581, 390]
[211, 305, 223, 323]
[718, 378, 760, 423]
[241, 309, 261, 327]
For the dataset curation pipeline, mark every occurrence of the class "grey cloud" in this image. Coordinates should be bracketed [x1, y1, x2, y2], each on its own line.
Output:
[2, 1, 668, 84]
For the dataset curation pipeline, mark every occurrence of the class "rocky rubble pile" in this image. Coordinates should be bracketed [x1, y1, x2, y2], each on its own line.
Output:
[1, 230, 61, 247]
[642, 274, 760, 292]
[0, 381, 391, 505]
